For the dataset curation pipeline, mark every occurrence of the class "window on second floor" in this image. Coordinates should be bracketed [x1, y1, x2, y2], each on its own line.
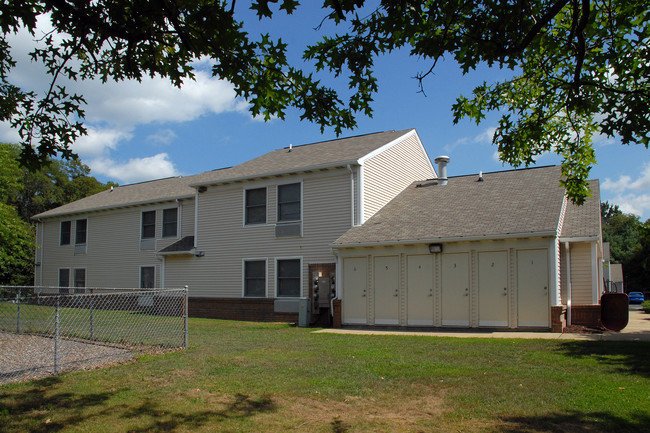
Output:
[245, 187, 266, 225]
[277, 183, 301, 222]
[75, 219, 87, 245]
[162, 208, 178, 238]
[60, 221, 71, 245]
[142, 211, 156, 239]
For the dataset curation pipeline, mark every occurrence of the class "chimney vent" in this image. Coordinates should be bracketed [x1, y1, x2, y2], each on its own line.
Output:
[434, 156, 450, 185]
[478, 171, 484, 182]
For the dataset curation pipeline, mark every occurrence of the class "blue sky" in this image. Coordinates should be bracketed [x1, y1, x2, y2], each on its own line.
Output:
[1, 5, 649, 220]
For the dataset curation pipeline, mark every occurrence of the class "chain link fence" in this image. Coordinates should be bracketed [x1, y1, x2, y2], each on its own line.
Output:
[0, 286, 188, 385]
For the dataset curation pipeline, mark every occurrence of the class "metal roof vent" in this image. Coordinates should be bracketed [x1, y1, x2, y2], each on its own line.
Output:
[434, 156, 450, 185]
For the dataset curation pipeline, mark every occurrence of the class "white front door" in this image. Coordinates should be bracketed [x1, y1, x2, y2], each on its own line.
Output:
[517, 249, 550, 327]
[374, 256, 400, 325]
[441, 253, 470, 326]
[478, 251, 509, 327]
[342, 257, 368, 324]
[407, 255, 434, 326]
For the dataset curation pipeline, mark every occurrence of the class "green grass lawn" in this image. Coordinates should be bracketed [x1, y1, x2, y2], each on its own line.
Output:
[1, 319, 649, 432]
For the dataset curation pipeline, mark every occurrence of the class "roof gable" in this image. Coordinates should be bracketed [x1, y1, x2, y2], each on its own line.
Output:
[334, 165, 568, 246]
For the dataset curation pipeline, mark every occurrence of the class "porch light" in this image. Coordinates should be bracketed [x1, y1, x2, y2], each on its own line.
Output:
[428, 243, 443, 253]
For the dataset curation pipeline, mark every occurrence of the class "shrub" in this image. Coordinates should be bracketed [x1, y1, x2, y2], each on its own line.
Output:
[642, 300, 650, 314]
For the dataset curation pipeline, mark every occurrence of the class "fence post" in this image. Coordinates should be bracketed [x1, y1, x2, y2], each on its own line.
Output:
[54, 295, 60, 375]
[16, 288, 21, 334]
[183, 286, 189, 349]
[89, 288, 94, 340]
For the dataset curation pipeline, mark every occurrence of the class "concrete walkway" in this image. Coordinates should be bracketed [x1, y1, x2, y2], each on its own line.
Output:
[314, 307, 650, 341]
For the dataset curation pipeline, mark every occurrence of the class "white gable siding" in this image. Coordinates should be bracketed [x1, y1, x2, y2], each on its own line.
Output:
[361, 133, 435, 222]
[185, 168, 352, 298]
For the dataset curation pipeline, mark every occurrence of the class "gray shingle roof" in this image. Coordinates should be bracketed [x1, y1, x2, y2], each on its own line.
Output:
[333, 165, 568, 246]
[33, 175, 200, 219]
[190, 129, 415, 186]
[561, 180, 601, 238]
[34, 129, 414, 219]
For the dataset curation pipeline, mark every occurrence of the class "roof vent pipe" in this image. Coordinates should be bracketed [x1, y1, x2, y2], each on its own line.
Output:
[434, 156, 450, 185]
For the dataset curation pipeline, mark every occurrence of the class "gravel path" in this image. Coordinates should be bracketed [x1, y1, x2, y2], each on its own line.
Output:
[0, 332, 136, 385]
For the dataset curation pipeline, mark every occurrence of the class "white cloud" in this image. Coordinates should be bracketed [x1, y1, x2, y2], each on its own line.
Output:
[474, 127, 497, 144]
[147, 129, 177, 145]
[602, 163, 650, 193]
[88, 153, 180, 185]
[601, 163, 650, 220]
[72, 127, 133, 157]
[607, 193, 650, 219]
[0, 122, 21, 144]
[602, 175, 633, 194]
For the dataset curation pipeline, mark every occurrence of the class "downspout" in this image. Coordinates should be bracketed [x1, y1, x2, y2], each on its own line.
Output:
[564, 242, 572, 326]
[194, 190, 199, 249]
[358, 163, 365, 224]
[346, 164, 355, 226]
[331, 247, 341, 319]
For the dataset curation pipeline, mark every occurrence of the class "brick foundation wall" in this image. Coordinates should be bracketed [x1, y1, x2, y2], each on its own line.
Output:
[189, 297, 298, 322]
[569, 305, 601, 328]
[551, 305, 566, 333]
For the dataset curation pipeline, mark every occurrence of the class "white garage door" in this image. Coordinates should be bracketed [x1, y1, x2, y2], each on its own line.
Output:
[478, 251, 509, 327]
[407, 255, 434, 326]
[374, 256, 400, 325]
[342, 257, 368, 324]
[441, 253, 470, 326]
[517, 249, 549, 327]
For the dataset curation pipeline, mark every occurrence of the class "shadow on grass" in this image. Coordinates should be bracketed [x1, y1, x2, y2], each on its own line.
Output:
[499, 410, 650, 433]
[0, 376, 115, 433]
[557, 340, 650, 378]
[120, 393, 277, 432]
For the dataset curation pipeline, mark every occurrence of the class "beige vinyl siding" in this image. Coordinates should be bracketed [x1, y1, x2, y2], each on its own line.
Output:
[36, 198, 195, 289]
[362, 133, 435, 222]
[187, 168, 352, 298]
[564, 242, 593, 305]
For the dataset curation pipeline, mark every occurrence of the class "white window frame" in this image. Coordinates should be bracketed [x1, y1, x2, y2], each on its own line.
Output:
[276, 181, 303, 223]
[162, 207, 179, 238]
[242, 258, 268, 298]
[141, 210, 156, 239]
[75, 219, 87, 245]
[140, 265, 156, 289]
[275, 256, 303, 298]
[58, 268, 71, 293]
[243, 186, 268, 226]
[60, 220, 71, 246]
[73, 267, 86, 292]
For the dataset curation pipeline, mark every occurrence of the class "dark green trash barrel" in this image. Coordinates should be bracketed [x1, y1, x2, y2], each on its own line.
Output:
[600, 293, 629, 332]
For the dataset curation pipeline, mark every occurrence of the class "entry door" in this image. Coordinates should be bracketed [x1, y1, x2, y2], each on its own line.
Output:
[407, 255, 434, 326]
[374, 256, 400, 325]
[441, 253, 470, 326]
[478, 251, 509, 327]
[342, 257, 368, 324]
[517, 249, 549, 327]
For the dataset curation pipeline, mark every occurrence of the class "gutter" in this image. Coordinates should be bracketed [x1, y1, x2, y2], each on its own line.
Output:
[331, 230, 558, 249]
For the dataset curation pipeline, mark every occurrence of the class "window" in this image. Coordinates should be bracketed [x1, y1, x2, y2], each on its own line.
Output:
[277, 183, 301, 222]
[141, 266, 155, 289]
[74, 268, 86, 289]
[58, 269, 70, 293]
[162, 208, 177, 237]
[244, 260, 266, 297]
[245, 188, 266, 225]
[142, 211, 156, 239]
[60, 221, 71, 245]
[75, 219, 87, 244]
[277, 259, 301, 297]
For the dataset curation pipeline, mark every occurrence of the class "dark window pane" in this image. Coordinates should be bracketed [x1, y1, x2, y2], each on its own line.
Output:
[245, 188, 266, 225]
[141, 266, 155, 288]
[60, 221, 71, 245]
[245, 260, 266, 297]
[277, 183, 301, 222]
[58, 269, 69, 287]
[75, 219, 87, 244]
[163, 208, 177, 237]
[142, 211, 155, 239]
[277, 259, 300, 297]
[74, 268, 85, 288]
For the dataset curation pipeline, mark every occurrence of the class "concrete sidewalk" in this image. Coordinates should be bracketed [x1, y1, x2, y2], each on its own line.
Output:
[314, 308, 650, 341]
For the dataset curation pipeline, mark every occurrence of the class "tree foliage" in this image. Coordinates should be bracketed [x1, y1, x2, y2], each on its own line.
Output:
[1, 0, 648, 203]
[0, 142, 114, 285]
[601, 201, 649, 291]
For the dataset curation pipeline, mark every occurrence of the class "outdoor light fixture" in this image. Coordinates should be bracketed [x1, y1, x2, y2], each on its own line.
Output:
[428, 243, 443, 253]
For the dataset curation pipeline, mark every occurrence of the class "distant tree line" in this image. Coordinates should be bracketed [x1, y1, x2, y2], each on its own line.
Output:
[0, 143, 116, 285]
[601, 202, 650, 292]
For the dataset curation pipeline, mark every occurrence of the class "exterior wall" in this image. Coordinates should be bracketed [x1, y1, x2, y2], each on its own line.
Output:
[178, 168, 352, 301]
[560, 242, 594, 305]
[361, 131, 435, 222]
[336, 237, 557, 329]
[34, 197, 195, 289]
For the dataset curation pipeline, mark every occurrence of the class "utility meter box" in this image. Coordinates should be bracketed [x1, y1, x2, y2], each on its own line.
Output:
[298, 297, 311, 327]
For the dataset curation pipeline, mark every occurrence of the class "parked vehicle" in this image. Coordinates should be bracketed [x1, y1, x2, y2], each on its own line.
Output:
[628, 292, 645, 304]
